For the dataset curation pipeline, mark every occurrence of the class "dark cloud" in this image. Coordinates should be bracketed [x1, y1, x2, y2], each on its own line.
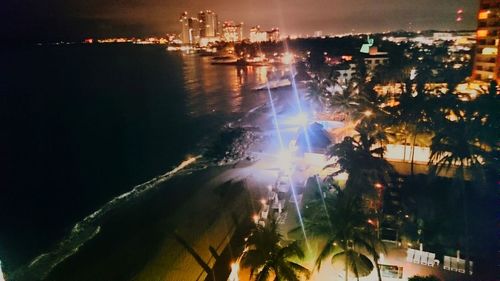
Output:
[1, 0, 478, 42]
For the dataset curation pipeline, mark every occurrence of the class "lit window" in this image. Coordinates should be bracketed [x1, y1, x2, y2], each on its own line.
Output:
[478, 10, 489, 19]
[482, 47, 498, 55]
[477, 29, 488, 38]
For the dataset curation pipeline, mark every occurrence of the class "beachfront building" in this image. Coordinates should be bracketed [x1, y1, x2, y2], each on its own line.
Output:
[222, 21, 244, 42]
[336, 63, 357, 85]
[364, 46, 389, 73]
[267, 28, 280, 42]
[198, 10, 220, 47]
[249, 26, 268, 43]
[198, 10, 218, 37]
[179, 12, 201, 45]
[472, 0, 500, 83]
[249, 26, 280, 43]
[187, 17, 201, 45]
[179, 12, 190, 44]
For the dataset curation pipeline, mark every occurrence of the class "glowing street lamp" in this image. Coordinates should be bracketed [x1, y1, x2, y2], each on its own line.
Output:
[228, 262, 240, 281]
[252, 214, 259, 224]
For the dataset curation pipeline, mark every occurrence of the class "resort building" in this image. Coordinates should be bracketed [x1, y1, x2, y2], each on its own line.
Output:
[364, 47, 389, 72]
[267, 28, 280, 42]
[336, 63, 357, 85]
[249, 26, 280, 43]
[249, 26, 268, 43]
[222, 21, 244, 42]
[472, 0, 500, 83]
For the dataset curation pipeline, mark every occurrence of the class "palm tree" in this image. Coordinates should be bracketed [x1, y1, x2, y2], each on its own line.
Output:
[328, 82, 363, 122]
[174, 232, 216, 281]
[240, 220, 310, 281]
[357, 86, 390, 117]
[429, 117, 488, 182]
[355, 118, 390, 158]
[389, 85, 436, 175]
[301, 191, 384, 281]
[305, 77, 325, 111]
[362, 234, 387, 281]
[428, 116, 490, 277]
[466, 81, 500, 168]
[326, 132, 394, 198]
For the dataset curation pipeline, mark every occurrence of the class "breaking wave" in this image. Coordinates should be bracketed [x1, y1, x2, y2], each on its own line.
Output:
[11, 156, 203, 281]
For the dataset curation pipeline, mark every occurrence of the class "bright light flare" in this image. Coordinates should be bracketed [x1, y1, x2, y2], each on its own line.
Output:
[281, 52, 294, 64]
[284, 112, 308, 126]
[228, 262, 240, 281]
[0, 260, 5, 281]
[276, 149, 293, 171]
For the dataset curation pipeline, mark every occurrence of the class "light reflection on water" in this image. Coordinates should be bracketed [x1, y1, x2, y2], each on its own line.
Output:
[181, 55, 271, 117]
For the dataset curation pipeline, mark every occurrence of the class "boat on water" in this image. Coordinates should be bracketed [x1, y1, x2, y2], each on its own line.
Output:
[211, 56, 270, 66]
[211, 56, 238, 65]
[252, 78, 292, 91]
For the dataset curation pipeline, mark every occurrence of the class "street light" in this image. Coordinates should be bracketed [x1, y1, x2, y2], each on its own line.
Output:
[252, 214, 259, 224]
[228, 262, 240, 281]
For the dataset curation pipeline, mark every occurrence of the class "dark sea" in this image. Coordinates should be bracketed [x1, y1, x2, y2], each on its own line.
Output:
[0, 44, 270, 274]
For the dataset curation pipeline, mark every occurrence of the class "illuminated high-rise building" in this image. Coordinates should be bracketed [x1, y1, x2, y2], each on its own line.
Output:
[198, 10, 218, 38]
[188, 17, 200, 44]
[179, 12, 190, 44]
[179, 12, 201, 45]
[472, 0, 500, 83]
[222, 21, 244, 42]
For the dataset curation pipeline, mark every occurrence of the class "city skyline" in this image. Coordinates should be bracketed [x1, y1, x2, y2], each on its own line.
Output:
[2, 0, 478, 42]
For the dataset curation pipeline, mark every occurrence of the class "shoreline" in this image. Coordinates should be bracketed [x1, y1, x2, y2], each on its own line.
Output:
[18, 86, 292, 280]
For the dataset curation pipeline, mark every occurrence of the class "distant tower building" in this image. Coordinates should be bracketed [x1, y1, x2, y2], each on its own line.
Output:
[222, 21, 244, 42]
[250, 26, 268, 43]
[472, 0, 500, 83]
[188, 17, 201, 44]
[179, 12, 201, 45]
[198, 10, 218, 37]
[179, 12, 190, 44]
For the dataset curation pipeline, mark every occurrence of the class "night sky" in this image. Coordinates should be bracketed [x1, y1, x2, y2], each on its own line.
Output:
[2, 0, 478, 42]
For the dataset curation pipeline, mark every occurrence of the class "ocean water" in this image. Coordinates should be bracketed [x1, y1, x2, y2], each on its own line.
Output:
[0, 44, 270, 274]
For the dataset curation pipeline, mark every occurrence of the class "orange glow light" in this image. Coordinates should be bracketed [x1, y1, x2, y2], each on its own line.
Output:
[478, 11, 489, 20]
[477, 29, 488, 38]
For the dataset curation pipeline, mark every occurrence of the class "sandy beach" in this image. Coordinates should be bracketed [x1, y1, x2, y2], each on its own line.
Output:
[37, 85, 301, 281]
